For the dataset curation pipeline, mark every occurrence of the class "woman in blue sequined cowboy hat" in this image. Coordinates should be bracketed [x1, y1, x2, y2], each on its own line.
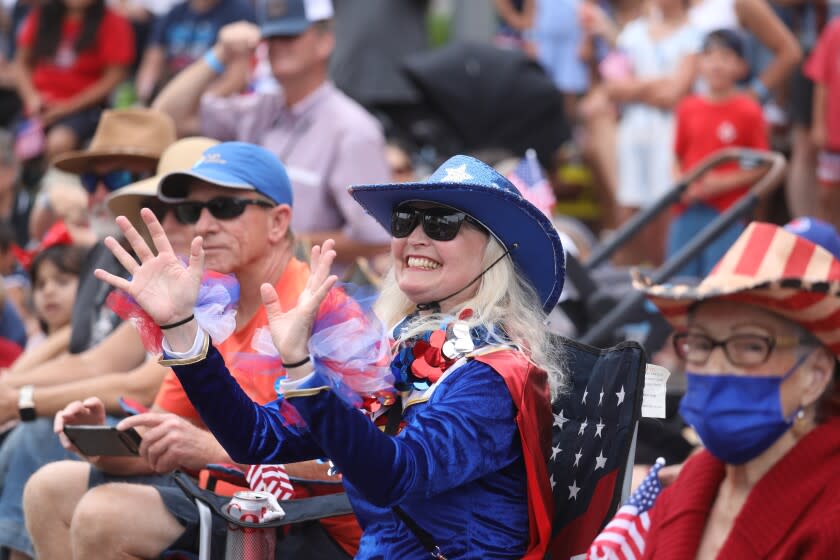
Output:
[95, 154, 566, 559]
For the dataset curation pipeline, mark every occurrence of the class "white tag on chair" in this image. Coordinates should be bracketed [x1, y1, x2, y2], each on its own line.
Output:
[642, 364, 670, 419]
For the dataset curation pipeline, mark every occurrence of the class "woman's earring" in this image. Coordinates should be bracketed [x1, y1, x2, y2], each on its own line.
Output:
[792, 407, 810, 438]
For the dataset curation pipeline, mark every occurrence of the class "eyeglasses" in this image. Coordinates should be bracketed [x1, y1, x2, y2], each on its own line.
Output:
[391, 203, 483, 242]
[673, 332, 800, 367]
[172, 196, 275, 224]
[80, 171, 148, 193]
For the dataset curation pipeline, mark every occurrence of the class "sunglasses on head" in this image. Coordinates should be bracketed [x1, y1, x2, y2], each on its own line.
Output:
[80, 170, 148, 193]
[391, 203, 483, 242]
[172, 196, 275, 225]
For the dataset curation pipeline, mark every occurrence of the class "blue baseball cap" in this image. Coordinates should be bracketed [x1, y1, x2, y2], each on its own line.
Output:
[157, 141, 292, 206]
[258, 0, 334, 38]
[785, 217, 840, 261]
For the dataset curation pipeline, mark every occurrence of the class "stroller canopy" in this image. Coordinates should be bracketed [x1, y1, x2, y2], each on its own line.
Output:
[402, 42, 570, 165]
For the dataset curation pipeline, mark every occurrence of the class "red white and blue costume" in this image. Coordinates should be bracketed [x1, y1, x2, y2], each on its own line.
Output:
[162, 155, 566, 558]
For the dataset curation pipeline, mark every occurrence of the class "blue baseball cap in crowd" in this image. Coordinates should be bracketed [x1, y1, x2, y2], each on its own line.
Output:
[157, 141, 293, 206]
[785, 217, 840, 261]
[258, 0, 334, 38]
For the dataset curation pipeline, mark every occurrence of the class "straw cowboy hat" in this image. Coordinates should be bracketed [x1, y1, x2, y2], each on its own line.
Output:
[349, 154, 565, 312]
[634, 221, 840, 356]
[53, 108, 176, 174]
[107, 137, 219, 244]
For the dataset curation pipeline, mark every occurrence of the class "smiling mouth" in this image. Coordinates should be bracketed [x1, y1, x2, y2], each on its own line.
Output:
[406, 256, 441, 270]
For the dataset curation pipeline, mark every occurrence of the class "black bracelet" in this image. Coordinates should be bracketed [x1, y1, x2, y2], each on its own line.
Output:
[159, 314, 195, 330]
[282, 356, 311, 369]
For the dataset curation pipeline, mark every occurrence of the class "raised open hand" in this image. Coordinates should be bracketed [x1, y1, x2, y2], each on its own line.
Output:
[262, 240, 338, 374]
[94, 208, 204, 326]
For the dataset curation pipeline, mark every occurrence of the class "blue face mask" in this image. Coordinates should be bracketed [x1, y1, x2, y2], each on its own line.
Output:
[679, 355, 806, 465]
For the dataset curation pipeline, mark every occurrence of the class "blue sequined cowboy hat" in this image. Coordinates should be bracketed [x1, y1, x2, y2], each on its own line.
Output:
[348, 154, 565, 312]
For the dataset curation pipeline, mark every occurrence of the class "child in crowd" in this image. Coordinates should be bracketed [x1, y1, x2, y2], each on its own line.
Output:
[14, 0, 134, 160]
[806, 18, 840, 231]
[668, 29, 768, 277]
[8, 228, 85, 371]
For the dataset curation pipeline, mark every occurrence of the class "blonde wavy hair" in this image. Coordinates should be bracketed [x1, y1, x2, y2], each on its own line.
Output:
[375, 235, 566, 398]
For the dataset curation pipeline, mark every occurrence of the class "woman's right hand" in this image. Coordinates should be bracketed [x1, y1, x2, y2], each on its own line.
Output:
[93, 208, 204, 327]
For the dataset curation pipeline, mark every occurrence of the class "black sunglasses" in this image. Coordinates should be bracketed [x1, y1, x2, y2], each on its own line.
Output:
[391, 203, 483, 242]
[172, 196, 275, 224]
[143, 198, 188, 225]
[80, 170, 148, 193]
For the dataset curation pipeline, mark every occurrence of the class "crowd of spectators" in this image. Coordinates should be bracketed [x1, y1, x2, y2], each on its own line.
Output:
[0, 0, 834, 557]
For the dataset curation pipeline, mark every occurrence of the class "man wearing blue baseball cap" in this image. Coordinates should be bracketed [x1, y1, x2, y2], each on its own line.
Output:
[24, 141, 358, 559]
[153, 0, 391, 274]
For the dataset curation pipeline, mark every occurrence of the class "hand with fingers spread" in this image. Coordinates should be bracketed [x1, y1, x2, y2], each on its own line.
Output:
[94, 208, 205, 327]
[262, 240, 339, 378]
[117, 412, 230, 473]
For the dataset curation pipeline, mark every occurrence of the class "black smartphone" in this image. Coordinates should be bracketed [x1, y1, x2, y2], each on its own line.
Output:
[62, 425, 142, 456]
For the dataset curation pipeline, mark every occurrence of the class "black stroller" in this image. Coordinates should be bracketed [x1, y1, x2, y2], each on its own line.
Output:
[374, 42, 571, 168]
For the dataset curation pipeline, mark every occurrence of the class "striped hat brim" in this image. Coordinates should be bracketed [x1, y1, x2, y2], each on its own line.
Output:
[634, 222, 840, 357]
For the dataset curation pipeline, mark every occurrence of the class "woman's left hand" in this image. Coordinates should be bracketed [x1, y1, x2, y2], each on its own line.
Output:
[262, 240, 338, 378]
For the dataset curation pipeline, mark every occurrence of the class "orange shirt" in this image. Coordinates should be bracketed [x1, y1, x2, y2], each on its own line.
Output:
[154, 258, 309, 425]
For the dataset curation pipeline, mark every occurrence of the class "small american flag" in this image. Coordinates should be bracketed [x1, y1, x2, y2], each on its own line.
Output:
[508, 148, 556, 218]
[246, 464, 295, 501]
[586, 458, 665, 560]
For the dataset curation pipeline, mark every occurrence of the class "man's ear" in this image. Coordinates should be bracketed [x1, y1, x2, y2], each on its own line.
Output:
[315, 29, 335, 62]
[266, 204, 292, 244]
[801, 347, 835, 408]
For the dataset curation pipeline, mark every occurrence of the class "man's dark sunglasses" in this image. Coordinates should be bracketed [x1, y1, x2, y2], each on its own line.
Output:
[80, 170, 148, 193]
[391, 203, 483, 242]
[172, 196, 276, 224]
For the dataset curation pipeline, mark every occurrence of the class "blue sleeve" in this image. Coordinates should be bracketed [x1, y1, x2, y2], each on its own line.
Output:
[168, 342, 324, 464]
[285, 360, 522, 508]
[0, 301, 26, 347]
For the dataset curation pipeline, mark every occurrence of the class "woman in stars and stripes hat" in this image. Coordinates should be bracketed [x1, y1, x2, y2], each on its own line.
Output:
[94, 154, 566, 559]
[633, 218, 840, 559]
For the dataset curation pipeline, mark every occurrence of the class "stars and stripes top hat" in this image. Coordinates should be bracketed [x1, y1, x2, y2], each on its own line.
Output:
[634, 221, 840, 357]
[348, 154, 566, 312]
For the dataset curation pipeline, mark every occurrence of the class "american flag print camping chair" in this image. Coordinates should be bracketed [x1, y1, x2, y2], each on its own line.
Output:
[549, 336, 647, 559]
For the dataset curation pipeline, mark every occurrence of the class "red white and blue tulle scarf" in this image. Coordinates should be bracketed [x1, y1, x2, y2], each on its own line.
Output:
[263, 284, 397, 429]
[107, 270, 240, 353]
[268, 289, 506, 432]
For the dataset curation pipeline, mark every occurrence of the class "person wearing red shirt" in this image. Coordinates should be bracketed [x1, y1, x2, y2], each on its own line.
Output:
[806, 19, 840, 230]
[14, 0, 135, 161]
[667, 29, 768, 278]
